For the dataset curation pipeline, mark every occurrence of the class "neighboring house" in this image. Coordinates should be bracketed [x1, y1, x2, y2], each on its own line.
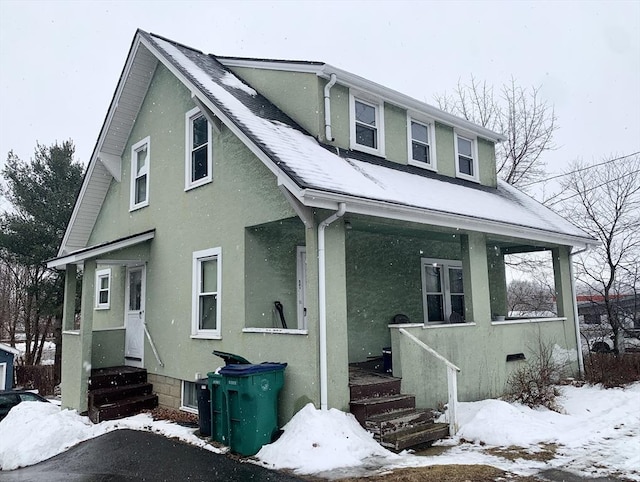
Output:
[578, 294, 640, 352]
[0, 343, 20, 391]
[48, 30, 596, 427]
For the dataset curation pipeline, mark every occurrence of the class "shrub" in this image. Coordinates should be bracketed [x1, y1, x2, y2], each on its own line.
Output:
[504, 339, 564, 411]
[583, 352, 640, 387]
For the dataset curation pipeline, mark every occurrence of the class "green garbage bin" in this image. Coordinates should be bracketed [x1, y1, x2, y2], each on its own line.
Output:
[207, 372, 226, 444]
[219, 362, 287, 456]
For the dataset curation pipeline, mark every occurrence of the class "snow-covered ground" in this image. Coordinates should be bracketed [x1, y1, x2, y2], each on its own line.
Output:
[1, 383, 638, 480]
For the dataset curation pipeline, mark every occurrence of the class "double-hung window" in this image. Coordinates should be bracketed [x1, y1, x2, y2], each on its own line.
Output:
[130, 137, 150, 210]
[421, 258, 465, 323]
[350, 94, 384, 156]
[192, 247, 222, 338]
[408, 116, 436, 170]
[185, 107, 213, 190]
[454, 132, 478, 181]
[95, 268, 111, 310]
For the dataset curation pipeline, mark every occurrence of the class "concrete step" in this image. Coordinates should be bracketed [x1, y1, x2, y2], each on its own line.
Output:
[364, 408, 440, 440]
[350, 394, 415, 425]
[380, 422, 450, 451]
[89, 393, 158, 424]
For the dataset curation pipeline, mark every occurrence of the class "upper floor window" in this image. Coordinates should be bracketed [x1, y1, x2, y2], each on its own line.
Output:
[185, 107, 213, 190]
[408, 117, 437, 170]
[192, 247, 222, 339]
[350, 94, 385, 156]
[421, 258, 465, 323]
[130, 137, 150, 210]
[95, 268, 111, 310]
[454, 132, 478, 181]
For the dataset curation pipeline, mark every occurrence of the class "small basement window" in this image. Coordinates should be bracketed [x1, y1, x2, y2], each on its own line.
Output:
[181, 380, 198, 413]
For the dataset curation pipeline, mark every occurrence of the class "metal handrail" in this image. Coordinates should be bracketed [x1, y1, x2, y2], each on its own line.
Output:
[399, 328, 460, 435]
[143, 322, 164, 367]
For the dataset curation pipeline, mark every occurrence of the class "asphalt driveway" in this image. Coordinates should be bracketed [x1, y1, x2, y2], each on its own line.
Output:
[0, 429, 305, 481]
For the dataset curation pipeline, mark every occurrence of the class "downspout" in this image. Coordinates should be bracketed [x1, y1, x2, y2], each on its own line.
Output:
[569, 245, 590, 375]
[318, 202, 346, 410]
[324, 74, 337, 142]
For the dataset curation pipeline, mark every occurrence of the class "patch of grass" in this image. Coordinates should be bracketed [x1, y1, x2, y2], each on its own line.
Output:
[335, 465, 538, 481]
[484, 443, 558, 463]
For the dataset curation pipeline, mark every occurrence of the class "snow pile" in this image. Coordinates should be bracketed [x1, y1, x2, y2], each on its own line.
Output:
[256, 403, 399, 474]
[0, 402, 222, 471]
[1, 384, 638, 479]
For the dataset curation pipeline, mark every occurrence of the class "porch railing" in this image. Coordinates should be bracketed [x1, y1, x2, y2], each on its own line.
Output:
[399, 328, 461, 435]
[143, 322, 164, 367]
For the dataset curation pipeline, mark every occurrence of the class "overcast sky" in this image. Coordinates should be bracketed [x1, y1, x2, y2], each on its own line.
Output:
[1, 0, 639, 197]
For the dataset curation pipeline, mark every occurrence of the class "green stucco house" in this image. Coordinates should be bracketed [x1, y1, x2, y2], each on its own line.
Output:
[49, 30, 595, 437]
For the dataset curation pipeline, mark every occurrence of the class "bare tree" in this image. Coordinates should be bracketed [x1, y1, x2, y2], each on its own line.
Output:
[508, 279, 556, 316]
[559, 154, 640, 353]
[435, 76, 557, 188]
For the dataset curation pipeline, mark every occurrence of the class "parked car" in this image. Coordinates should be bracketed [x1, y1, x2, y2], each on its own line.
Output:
[0, 390, 49, 421]
[585, 329, 640, 353]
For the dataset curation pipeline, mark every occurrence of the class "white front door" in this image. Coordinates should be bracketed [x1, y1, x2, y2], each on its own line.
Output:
[296, 246, 307, 330]
[125, 265, 145, 367]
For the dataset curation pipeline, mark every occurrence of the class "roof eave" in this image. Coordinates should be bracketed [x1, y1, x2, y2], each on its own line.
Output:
[299, 188, 596, 249]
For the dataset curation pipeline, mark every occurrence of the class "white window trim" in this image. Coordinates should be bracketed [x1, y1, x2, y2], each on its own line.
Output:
[184, 107, 213, 191]
[129, 136, 150, 211]
[407, 113, 437, 171]
[453, 131, 479, 182]
[94, 268, 111, 310]
[191, 247, 222, 339]
[421, 257, 464, 324]
[180, 380, 199, 414]
[349, 92, 385, 157]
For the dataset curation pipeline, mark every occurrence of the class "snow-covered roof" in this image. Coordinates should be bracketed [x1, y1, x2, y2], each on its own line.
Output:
[56, 30, 595, 259]
[0, 343, 20, 356]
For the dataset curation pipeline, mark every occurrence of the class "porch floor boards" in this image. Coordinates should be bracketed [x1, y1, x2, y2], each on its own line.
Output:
[349, 362, 448, 451]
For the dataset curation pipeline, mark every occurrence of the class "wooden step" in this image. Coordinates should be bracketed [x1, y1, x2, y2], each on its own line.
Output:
[365, 408, 439, 440]
[89, 382, 153, 406]
[350, 394, 415, 425]
[349, 368, 402, 401]
[380, 422, 450, 451]
[89, 366, 148, 390]
[89, 393, 158, 423]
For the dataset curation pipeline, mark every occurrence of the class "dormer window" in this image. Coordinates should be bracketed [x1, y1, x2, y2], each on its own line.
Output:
[454, 132, 479, 182]
[408, 116, 437, 170]
[350, 93, 385, 156]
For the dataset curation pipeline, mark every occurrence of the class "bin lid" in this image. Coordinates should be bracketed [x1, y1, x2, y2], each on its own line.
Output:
[219, 362, 287, 377]
[212, 350, 252, 365]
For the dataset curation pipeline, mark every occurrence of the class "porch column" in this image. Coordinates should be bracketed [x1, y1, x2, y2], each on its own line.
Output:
[552, 247, 579, 352]
[77, 260, 96, 413]
[461, 233, 492, 322]
[322, 218, 349, 411]
[62, 264, 77, 330]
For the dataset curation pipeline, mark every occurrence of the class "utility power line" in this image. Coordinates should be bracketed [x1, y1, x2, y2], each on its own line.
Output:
[520, 151, 640, 188]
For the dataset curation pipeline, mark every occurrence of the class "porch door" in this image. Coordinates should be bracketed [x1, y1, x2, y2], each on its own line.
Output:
[124, 265, 145, 367]
[296, 246, 307, 329]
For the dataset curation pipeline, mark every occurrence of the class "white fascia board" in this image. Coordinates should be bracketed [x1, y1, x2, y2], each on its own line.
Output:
[98, 152, 122, 182]
[217, 57, 504, 143]
[139, 37, 286, 182]
[0, 343, 20, 355]
[58, 35, 150, 257]
[300, 189, 594, 248]
[48, 230, 155, 269]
